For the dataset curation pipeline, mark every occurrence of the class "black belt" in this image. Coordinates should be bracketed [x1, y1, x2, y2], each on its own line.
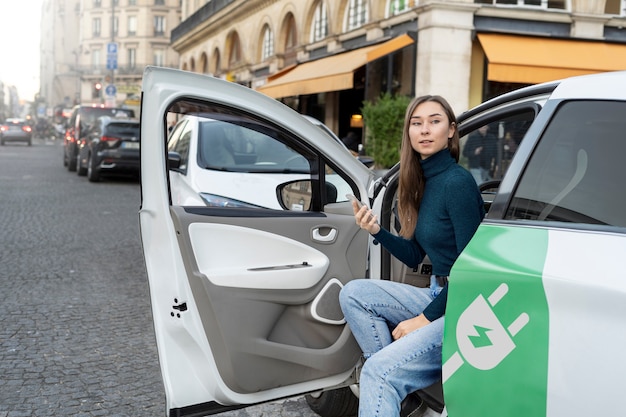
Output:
[436, 275, 448, 286]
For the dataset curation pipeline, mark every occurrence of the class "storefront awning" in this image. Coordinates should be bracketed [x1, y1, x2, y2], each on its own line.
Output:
[257, 34, 415, 98]
[477, 33, 626, 84]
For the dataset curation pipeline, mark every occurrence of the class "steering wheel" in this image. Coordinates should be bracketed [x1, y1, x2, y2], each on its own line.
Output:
[479, 180, 501, 193]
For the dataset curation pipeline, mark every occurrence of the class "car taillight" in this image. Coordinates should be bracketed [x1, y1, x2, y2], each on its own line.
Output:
[0, 125, 7, 132]
[22, 126, 32, 133]
[101, 135, 120, 147]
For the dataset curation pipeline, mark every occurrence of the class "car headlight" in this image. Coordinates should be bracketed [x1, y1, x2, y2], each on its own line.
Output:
[199, 193, 261, 208]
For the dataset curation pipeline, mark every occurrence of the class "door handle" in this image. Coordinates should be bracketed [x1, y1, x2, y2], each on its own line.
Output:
[312, 226, 337, 243]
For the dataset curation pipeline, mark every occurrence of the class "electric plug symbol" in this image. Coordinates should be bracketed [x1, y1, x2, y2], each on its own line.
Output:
[443, 283, 529, 383]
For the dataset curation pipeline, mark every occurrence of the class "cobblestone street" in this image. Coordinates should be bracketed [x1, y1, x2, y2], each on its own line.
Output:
[0, 139, 319, 417]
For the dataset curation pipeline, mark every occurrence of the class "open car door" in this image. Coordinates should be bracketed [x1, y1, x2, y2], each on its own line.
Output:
[139, 66, 376, 416]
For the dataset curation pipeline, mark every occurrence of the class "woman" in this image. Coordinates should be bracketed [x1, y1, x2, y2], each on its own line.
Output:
[339, 95, 485, 417]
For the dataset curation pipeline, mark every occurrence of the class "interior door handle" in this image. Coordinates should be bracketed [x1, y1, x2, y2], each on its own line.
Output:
[312, 227, 337, 243]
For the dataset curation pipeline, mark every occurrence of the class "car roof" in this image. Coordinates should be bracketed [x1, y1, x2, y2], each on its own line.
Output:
[550, 70, 626, 100]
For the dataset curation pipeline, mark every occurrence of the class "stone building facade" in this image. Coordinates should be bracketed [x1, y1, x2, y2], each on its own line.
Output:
[40, 0, 181, 115]
[170, 0, 626, 139]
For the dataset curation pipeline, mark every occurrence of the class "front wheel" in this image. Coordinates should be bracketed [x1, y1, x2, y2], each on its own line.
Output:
[305, 387, 358, 417]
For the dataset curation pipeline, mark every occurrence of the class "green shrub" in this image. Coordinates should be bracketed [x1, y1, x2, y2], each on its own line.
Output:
[361, 93, 411, 169]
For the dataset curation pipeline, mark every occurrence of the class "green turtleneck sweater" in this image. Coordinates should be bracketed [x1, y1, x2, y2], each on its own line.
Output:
[373, 148, 484, 321]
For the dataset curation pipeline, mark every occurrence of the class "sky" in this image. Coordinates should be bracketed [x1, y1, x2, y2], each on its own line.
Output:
[0, 0, 44, 102]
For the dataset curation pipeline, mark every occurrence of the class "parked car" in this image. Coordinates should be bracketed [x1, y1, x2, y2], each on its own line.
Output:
[0, 118, 33, 146]
[166, 114, 354, 209]
[63, 105, 135, 171]
[76, 116, 141, 182]
[140, 67, 626, 417]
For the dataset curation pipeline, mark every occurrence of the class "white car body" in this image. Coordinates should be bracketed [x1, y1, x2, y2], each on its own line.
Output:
[141, 66, 626, 417]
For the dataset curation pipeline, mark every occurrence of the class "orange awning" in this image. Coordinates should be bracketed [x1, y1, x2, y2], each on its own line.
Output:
[257, 35, 415, 98]
[477, 33, 626, 84]
[367, 33, 415, 62]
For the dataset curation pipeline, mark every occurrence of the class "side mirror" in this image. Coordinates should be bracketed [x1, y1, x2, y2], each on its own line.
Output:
[168, 151, 182, 170]
[277, 180, 312, 211]
[277, 180, 338, 210]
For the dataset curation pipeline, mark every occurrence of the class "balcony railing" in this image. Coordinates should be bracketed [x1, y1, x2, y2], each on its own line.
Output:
[171, 0, 235, 44]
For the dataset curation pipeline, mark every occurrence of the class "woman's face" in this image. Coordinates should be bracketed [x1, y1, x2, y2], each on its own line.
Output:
[408, 100, 455, 160]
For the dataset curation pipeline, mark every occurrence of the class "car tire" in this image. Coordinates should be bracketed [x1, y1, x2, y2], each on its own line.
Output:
[305, 387, 359, 417]
[77, 154, 87, 176]
[87, 153, 100, 183]
[67, 149, 77, 172]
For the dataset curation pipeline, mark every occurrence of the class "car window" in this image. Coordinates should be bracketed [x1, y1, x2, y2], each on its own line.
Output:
[168, 120, 192, 172]
[505, 100, 626, 226]
[459, 111, 534, 186]
[165, 99, 351, 211]
[105, 123, 139, 137]
[196, 117, 310, 173]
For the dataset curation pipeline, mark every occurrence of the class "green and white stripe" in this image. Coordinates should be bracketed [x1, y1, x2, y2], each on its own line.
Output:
[442, 223, 626, 416]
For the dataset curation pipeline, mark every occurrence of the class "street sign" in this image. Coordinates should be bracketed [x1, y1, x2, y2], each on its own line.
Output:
[106, 57, 118, 70]
[105, 84, 117, 97]
[107, 43, 118, 54]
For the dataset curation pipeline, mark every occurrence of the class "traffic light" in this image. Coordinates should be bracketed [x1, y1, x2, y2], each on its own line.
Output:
[93, 82, 103, 99]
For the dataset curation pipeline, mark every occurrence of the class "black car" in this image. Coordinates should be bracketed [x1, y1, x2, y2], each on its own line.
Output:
[1, 118, 33, 146]
[63, 105, 135, 171]
[77, 116, 140, 182]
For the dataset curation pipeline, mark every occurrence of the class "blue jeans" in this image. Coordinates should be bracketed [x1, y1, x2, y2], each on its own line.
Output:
[339, 277, 444, 417]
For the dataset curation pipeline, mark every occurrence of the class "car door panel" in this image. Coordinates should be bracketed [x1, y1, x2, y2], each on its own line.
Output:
[140, 66, 373, 414]
[169, 206, 365, 394]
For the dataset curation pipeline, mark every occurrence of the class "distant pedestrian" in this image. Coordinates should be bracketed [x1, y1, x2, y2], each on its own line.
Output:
[463, 124, 497, 184]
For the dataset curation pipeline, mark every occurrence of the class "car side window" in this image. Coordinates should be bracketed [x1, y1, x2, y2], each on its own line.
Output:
[168, 120, 192, 172]
[505, 100, 626, 227]
[459, 111, 535, 186]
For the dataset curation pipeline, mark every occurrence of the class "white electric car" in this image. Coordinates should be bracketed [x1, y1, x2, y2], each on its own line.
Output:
[140, 67, 626, 417]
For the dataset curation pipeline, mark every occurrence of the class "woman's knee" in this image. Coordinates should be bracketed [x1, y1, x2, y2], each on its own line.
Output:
[339, 279, 365, 306]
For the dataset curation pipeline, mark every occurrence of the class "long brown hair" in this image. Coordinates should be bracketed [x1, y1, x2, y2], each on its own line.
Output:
[397, 95, 460, 238]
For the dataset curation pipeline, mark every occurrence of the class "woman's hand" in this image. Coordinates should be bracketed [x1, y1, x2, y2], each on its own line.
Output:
[352, 201, 380, 234]
[392, 314, 431, 340]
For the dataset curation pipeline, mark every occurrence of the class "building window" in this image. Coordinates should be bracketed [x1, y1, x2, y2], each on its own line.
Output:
[346, 0, 368, 31]
[474, 0, 566, 9]
[229, 33, 242, 66]
[93, 18, 101, 37]
[154, 16, 166, 36]
[128, 48, 136, 69]
[94, 0, 101, 7]
[311, 1, 328, 42]
[92, 49, 101, 69]
[155, 0, 165, 4]
[128, 16, 137, 35]
[386, 0, 410, 17]
[113, 16, 119, 36]
[129, 0, 137, 5]
[261, 25, 274, 60]
[154, 49, 165, 66]
[283, 13, 297, 66]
